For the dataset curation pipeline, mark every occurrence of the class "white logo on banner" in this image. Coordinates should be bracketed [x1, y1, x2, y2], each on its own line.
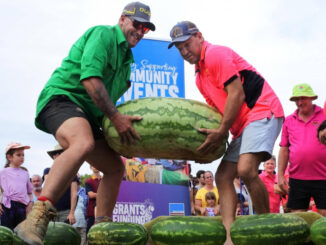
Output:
[112, 199, 155, 224]
[121, 59, 180, 101]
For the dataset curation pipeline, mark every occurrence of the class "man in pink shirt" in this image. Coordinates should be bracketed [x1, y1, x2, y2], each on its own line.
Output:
[168, 21, 284, 245]
[278, 83, 326, 216]
[259, 156, 284, 213]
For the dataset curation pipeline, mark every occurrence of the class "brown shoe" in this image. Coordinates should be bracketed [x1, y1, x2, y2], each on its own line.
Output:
[14, 200, 57, 245]
[94, 216, 112, 225]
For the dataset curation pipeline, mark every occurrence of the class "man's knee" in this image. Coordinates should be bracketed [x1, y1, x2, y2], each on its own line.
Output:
[237, 166, 258, 184]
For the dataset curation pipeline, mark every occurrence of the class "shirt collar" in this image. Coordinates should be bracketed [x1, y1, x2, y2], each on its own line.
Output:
[292, 104, 321, 120]
[114, 25, 134, 64]
[195, 41, 210, 73]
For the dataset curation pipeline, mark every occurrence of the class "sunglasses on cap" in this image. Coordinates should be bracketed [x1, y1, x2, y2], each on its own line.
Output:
[128, 18, 150, 34]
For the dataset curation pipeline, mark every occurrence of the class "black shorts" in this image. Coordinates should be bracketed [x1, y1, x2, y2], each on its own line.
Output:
[287, 178, 326, 210]
[38, 95, 104, 139]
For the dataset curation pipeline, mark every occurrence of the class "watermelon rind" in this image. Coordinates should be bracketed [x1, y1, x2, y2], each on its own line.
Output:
[310, 217, 326, 245]
[43, 222, 81, 245]
[103, 97, 228, 163]
[87, 222, 148, 245]
[230, 213, 309, 245]
[150, 216, 226, 245]
[0, 225, 13, 245]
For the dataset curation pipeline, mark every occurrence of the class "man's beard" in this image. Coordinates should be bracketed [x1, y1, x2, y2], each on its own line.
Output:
[33, 186, 42, 191]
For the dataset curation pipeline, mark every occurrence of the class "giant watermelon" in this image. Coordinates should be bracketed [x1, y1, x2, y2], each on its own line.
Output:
[310, 217, 326, 245]
[150, 216, 226, 245]
[43, 222, 80, 245]
[87, 222, 148, 245]
[103, 98, 228, 163]
[230, 213, 309, 245]
[0, 226, 13, 245]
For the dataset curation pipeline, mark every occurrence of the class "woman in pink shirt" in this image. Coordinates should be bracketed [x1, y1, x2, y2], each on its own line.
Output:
[0, 142, 33, 230]
[259, 156, 284, 213]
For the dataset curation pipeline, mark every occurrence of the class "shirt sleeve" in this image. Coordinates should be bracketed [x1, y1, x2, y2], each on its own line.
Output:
[206, 46, 240, 88]
[85, 181, 94, 194]
[195, 188, 203, 201]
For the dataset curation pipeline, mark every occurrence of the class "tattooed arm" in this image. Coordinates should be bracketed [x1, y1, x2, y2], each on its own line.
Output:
[82, 77, 141, 144]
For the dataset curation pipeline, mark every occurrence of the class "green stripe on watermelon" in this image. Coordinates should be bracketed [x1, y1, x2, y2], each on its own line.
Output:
[13, 233, 26, 245]
[43, 222, 81, 245]
[150, 216, 226, 245]
[103, 98, 227, 163]
[87, 222, 148, 245]
[310, 217, 326, 245]
[230, 213, 309, 245]
[0, 226, 13, 245]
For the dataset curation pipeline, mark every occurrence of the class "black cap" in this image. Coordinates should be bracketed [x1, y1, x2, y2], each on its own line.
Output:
[122, 2, 155, 31]
[168, 21, 199, 49]
[42, 167, 50, 182]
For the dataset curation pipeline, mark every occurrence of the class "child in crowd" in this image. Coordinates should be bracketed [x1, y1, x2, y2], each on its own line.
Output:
[204, 192, 218, 216]
[0, 142, 33, 230]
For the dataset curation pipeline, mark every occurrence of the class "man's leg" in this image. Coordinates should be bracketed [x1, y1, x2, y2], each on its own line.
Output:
[237, 152, 269, 214]
[85, 139, 125, 220]
[42, 117, 96, 202]
[15, 117, 95, 245]
[216, 160, 238, 245]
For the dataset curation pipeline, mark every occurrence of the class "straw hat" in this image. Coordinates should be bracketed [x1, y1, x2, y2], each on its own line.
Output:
[47, 144, 64, 159]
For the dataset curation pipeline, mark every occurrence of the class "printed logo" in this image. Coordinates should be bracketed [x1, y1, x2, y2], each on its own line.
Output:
[172, 27, 183, 38]
[139, 7, 151, 16]
[312, 120, 320, 126]
[112, 199, 155, 224]
[169, 203, 185, 216]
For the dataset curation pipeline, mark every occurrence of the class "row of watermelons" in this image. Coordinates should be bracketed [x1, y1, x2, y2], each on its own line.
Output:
[1, 213, 325, 245]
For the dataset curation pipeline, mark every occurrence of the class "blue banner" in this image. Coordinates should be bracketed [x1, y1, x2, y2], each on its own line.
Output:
[118, 38, 185, 104]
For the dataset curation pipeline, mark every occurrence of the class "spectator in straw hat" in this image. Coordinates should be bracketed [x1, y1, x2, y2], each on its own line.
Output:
[278, 83, 326, 216]
[42, 145, 78, 225]
[15, 2, 155, 244]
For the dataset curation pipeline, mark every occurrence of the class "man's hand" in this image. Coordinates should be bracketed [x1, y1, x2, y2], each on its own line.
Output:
[197, 128, 227, 155]
[67, 212, 76, 225]
[278, 175, 289, 194]
[110, 112, 142, 145]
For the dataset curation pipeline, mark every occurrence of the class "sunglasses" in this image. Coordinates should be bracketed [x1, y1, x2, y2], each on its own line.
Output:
[129, 18, 150, 34]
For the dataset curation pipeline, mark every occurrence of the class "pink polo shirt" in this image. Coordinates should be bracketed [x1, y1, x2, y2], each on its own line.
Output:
[259, 171, 281, 213]
[0, 167, 33, 208]
[280, 105, 326, 180]
[195, 41, 284, 138]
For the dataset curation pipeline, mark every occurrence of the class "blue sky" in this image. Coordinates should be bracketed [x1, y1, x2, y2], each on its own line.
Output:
[0, 0, 325, 176]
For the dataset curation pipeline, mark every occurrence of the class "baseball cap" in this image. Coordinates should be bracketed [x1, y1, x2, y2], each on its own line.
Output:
[47, 144, 64, 159]
[168, 21, 199, 49]
[289, 83, 318, 101]
[42, 167, 50, 182]
[122, 2, 155, 31]
[5, 142, 30, 154]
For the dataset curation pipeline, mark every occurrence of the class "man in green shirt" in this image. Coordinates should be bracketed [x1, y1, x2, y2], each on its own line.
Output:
[15, 2, 155, 244]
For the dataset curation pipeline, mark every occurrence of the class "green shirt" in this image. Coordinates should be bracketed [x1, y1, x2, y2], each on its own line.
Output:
[35, 25, 134, 132]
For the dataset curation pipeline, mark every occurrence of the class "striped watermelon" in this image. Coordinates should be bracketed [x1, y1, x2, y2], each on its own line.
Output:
[150, 216, 226, 245]
[43, 222, 81, 245]
[0, 226, 13, 245]
[103, 98, 228, 163]
[13, 233, 26, 245]
[87, 222, 148, 245]
[230, 213, 309, 245]
[310, 217, 326, 245]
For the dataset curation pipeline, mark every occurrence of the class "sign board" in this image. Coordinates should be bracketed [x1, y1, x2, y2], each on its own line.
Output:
[114, 181, 191, 224]
[118, 38, 185, 104]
